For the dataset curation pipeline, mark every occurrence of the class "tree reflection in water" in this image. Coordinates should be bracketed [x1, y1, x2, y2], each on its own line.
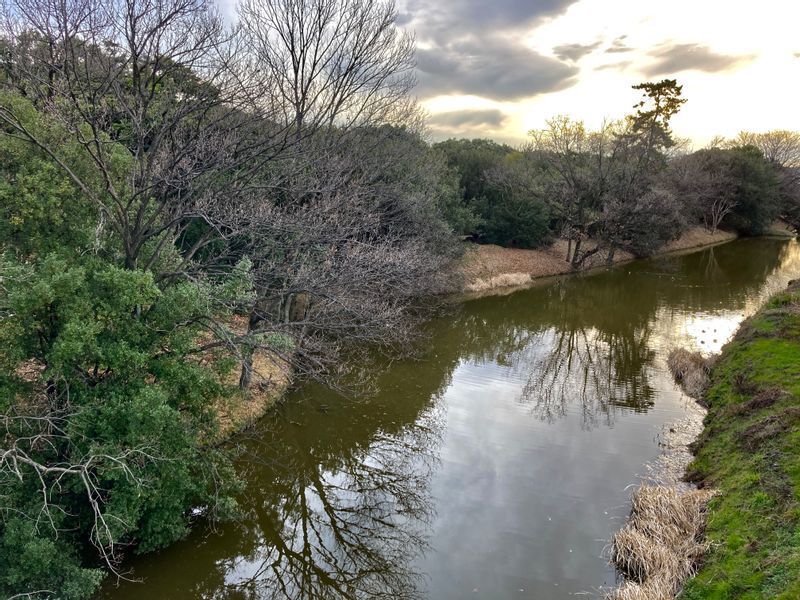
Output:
[519, 325, 655, 428]
[479, 240, 791, 428]
[219, 401, 444, 599]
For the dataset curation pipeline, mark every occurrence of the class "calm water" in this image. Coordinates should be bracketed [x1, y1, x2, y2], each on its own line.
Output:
[103, 238, 800, 600]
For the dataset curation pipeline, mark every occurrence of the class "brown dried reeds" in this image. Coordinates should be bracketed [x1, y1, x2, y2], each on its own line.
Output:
[607, 485, 716, 600]
[667, 348, 713, 400]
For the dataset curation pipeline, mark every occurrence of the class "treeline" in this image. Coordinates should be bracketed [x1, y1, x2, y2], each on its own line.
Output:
[0, 0, 462, 597]
[435, 89, 800, 265]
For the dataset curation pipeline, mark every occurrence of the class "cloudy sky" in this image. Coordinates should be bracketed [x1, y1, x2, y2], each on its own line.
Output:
[219, 0, 800, 146]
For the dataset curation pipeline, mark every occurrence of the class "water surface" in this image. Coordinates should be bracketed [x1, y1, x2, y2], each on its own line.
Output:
[104, 238, 800, 599]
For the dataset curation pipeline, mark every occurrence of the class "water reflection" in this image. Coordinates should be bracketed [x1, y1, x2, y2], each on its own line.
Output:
[104, 238, 800, 600]
[519, 326, 655, 428]
[454, 239, 796, 429]
[221, 407, 441, 600]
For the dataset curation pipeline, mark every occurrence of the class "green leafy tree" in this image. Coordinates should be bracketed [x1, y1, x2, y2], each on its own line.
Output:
[723, 145, 782, 235]
[0, 252, 248, 598]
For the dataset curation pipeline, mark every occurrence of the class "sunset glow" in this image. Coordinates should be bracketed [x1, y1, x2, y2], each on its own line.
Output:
[388, 0, 800, 145]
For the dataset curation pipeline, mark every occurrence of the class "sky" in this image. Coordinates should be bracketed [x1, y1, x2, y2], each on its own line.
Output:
[218, 0, 800, 147]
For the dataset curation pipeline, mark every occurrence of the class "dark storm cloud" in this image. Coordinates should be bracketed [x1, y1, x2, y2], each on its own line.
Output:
[644, 43, 754, 76]
[415, 36, 579, 100]
[402, 0, 577, 43]
[428, 109, 509, 129]
[402, 0, 581, 100]
[553, 41, 602, 61]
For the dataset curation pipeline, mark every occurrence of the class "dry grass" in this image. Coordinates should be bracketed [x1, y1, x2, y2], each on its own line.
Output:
[607, 346, 719, 599]
[607, 485, 717, 600]
[463, 272, 533, 292]
[667, 348, 713, 400]
[661, 228, 736, 253]
[212, 350, 291, 439]
[196, 315, 293, 441]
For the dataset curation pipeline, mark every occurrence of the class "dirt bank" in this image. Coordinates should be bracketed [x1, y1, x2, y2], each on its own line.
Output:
[199, 316, 292, 441]
[456, 227, 738, 294]
[212, 350, 291, 440]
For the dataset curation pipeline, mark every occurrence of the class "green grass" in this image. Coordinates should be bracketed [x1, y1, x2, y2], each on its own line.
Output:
[681, 285, 800, 599]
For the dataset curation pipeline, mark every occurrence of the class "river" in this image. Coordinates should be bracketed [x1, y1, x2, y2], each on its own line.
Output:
[102, 238, 800, 600]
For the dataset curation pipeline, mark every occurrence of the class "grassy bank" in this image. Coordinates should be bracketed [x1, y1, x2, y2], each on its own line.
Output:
[680, 282, 800, 599]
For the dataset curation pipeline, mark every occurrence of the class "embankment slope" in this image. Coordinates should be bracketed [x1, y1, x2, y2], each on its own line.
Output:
[680, 281, 800, 599]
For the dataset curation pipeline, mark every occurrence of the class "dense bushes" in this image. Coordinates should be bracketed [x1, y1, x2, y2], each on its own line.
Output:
[0, 247, 247, 597]
[435, 140, 552, 248]
[722, 146, 782, 235]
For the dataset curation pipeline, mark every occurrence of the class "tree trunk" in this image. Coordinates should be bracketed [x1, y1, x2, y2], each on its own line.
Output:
[238, 310, 261, 391]
[571, 237, 582, 269]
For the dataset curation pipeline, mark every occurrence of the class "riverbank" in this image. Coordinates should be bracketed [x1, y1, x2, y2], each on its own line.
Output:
[212, 351, 291, 440]
[676, 281, 800, 599]
[455, 227, 739, 293]
[218, 227, 794, 430]
[605, 350, 715, 600]
[201, 316, 293, 441]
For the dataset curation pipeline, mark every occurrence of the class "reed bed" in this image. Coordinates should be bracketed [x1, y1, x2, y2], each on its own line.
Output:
[606, 346, 717, 599]
[667, 348, 712, 399]
[607, 485, 716, 600]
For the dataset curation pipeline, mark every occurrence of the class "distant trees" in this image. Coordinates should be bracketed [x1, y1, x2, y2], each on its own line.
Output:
[705, 130, 799, 232]
[435, 139, 552, 248]
[730, 130, 800, 169]
[719, 146, 782, 235]
[524, 80, 687, 264]
[437, 82, 798, 263]
[666, 149, 739, 233]
[596, 80, 687, 261]
[478, 151, 551, 248]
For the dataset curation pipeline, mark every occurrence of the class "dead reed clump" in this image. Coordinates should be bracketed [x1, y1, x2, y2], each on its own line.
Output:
[668, 348, 713, 400]
[464, 272, 533, 292]
[730, 386, 785, 416]
[607, 485, 717, 600]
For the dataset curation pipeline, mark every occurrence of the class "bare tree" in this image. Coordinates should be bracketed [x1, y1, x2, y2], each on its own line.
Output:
[666, 149, 738, 234]
[229, 0, 446, 390]
[732, 130, 800, 169]
[233, 133, 458, 391]
[527, 116, 616, 268]
[0, 0, 288, 273]
[237, 0, 416, 138]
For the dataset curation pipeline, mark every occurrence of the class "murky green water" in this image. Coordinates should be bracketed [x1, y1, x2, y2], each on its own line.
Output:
[103, 238, 800, 600]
